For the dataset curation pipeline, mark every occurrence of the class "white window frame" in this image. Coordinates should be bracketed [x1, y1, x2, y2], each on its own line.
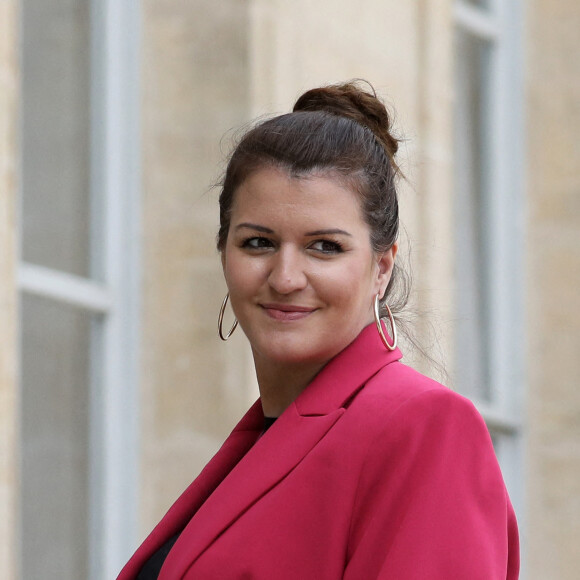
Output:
[17, 1, 141, 578]
[453, 0, 525, 545]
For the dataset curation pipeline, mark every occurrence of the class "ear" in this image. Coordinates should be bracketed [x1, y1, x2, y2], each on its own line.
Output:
[376, 243, 398, 298]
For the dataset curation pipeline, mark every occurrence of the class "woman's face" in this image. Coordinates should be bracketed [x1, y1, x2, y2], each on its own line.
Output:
[222, 166, 396, 370]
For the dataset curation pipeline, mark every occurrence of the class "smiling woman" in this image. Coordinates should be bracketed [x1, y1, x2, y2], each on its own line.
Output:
[118, 81, 519, 580]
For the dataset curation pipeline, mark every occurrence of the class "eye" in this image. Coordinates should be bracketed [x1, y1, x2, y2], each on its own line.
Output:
[309, 239, 344, 254]
[241, 236, 274, 250]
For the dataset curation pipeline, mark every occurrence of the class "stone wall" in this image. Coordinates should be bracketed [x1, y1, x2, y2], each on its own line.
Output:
[139, 0, 255, 535]
[526, 0, 580, 577]
[0, 1, 19, 578]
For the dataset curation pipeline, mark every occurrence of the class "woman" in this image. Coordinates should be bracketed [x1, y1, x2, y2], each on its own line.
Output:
[118, 81, 519, 579]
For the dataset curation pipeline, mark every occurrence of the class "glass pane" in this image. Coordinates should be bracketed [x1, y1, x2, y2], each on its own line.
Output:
[19, 294, 92, 580]
[489, 430, 500, 454]
[454, 28, 494, 401]
[462, 0, 490, 10]
[21, 0, 92, 277]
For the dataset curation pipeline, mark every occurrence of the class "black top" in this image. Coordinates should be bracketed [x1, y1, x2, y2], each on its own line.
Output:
[136, 416, 278, 579]
[262, 415, 277, 433]
[136, 534, 180, 580]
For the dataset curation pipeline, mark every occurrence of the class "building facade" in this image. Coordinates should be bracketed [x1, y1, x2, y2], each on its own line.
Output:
[0, 0, 579, 578]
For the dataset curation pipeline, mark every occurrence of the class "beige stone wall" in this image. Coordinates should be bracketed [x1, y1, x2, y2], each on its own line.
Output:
[0, 1, 18, 578]
[139, 0, 256, 535]
[409, 0, 455, 379]
[526, 0, 580, 577]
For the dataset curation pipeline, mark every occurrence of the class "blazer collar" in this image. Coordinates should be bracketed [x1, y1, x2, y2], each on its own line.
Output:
[293, 321, 402, 416]
[118, 415, 263, 580]
[162, 408, 345, 578]
[121, 323, 401, 579]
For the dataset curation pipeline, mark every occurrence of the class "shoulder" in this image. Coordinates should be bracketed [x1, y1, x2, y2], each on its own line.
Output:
[349, 361, 482, 430]
[343, 364, 518, 579]
[340, 361, 495, 471]
[345, 362, 503, 504]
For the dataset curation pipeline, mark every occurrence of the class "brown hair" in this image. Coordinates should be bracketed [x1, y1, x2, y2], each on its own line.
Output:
[217, 80, 409, 314]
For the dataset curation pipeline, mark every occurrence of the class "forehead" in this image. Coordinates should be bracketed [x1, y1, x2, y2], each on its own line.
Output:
[230, 167, 367, 229]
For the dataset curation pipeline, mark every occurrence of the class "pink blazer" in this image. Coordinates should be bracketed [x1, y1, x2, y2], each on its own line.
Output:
[118, 324, 519, 579]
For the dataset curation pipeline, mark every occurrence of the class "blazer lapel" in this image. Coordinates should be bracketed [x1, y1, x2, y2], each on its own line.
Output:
[294, 321, 402, 416]
[160, 323, 401, 578]
[118, 401, 264, 580]
[161, 406, 344, 578]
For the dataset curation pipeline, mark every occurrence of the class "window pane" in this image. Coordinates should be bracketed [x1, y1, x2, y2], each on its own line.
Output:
[21, 0, 92, 277]
[19, 294, 92, 580]
[462, 0, 490, 10]
[454, 28, 494, 401]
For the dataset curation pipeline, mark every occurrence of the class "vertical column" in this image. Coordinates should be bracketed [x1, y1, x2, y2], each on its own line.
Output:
[526, 0, 580, 577]
[414, 0, 455, 377]
[139, 0, 253, 534]
[0, 1, 19, 578]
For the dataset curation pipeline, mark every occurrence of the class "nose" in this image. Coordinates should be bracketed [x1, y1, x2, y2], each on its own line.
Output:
[267, 245, 308, 295]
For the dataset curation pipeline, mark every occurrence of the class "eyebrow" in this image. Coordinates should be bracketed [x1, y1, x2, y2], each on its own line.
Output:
[234, 223, 352, 237]
[235, 223, 274, 233]
[305, 228, 352, 237]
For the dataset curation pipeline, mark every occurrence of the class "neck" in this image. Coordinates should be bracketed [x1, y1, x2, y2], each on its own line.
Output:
[252, 351, 325, 417]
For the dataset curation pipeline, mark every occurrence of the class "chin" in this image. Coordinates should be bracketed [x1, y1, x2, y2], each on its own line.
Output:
[254, 338, 343, 368]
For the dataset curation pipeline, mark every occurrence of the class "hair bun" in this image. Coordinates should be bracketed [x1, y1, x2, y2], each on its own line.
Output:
[293, 80, 400, 164]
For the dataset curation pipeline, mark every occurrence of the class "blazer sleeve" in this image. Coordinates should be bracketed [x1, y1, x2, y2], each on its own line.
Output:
[343, 388, 520, 580]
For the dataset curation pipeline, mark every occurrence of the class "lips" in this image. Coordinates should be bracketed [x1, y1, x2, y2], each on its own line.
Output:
[261, 303, 317, 321]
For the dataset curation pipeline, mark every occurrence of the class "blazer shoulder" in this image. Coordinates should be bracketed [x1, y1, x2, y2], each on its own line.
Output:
[344, 363, 518, 580]
[354, 360, 450, 409]
[346, 361, 480, 435]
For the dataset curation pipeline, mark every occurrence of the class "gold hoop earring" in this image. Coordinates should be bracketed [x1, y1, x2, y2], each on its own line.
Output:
[373, 294, 397, 351]
[218, 293, 238, 341]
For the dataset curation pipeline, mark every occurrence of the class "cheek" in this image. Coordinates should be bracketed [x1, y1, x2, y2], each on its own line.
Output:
[225, 265, 246, 295]
[312, 265, 376, 306]
[224, 254, 263, 297]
